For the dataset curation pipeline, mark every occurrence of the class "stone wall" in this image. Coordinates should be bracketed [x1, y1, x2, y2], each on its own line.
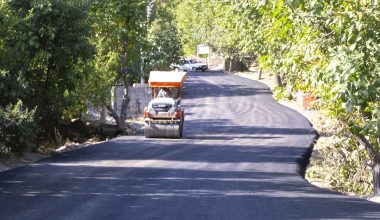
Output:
[113, 84, 153, 118]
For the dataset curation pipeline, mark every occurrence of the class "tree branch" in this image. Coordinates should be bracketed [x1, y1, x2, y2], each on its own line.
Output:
[354, 133, 380, 163]
[106, 105, 122, 131]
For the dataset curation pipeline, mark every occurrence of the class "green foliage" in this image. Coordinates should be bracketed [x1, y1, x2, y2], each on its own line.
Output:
[145, 3, 182, 71]
[0, 0, 187, 147]
[86, 0, 183, 108]
[175, 0, 256, 58]
[0, 101, 38, 156]
[85, 0, 148, 107]
[0, 0, 93, 136]
[273, 86, 293, 101]
[175, 0, 208, 56]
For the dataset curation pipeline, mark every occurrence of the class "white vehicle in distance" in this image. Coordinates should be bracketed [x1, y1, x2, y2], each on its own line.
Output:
[171, 59, 208, 72]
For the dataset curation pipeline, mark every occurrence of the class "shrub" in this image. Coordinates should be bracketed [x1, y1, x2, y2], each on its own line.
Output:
[307, 135, 373, 196]
[273, 86, 293, 101]
[0, 101, 38, 156]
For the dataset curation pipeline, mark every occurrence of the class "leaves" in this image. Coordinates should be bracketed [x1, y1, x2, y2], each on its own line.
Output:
[0, 0, 94, 136]
[0, 100, 38, 155]
[145, 3, 183, 71]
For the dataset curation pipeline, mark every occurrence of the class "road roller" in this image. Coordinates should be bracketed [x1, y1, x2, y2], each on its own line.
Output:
[143, 71, 186, 138]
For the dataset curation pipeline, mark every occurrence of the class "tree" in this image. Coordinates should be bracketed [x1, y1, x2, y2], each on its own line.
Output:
[175, 1, 255, 71]
[145, 1, 183, 71]
[88, 0, 148, 132]
[175, 0, 212, 56]
[0, 0, 93, 137]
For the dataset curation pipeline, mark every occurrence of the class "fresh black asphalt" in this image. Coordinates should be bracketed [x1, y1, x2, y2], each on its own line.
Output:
[0, 71, 379, 219]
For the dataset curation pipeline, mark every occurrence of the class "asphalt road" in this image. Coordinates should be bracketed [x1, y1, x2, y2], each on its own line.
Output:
[1, 71, 379, 220]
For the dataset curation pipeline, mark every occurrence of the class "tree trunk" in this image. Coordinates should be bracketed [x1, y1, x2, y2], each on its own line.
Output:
[373, 160, 380, 195]
[100, 106, 106, 123]
[140, 48, 145, 84]
[117, 33, 131, 133]
[105, 33, 131, 134]
[229, 58, 233, 73]
[106, 105, 122, 129]
[376, 114, 380, 195]
[257, 68, 263, 80]
[119, 86, 130, 132]
[273, 73, 283, 87]
[356, 134, 380, 196]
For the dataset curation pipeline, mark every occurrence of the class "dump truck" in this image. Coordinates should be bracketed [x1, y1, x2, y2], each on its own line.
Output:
[143, 71, 186, 138]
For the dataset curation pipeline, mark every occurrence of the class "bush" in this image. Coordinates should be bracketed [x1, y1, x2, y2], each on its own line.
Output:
[307, 135, 373, 196]
[273, 86, 293, 101]
[0, 101, 38, 156]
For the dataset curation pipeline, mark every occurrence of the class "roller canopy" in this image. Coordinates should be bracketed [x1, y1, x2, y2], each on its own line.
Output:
[149, 71, 187, 88]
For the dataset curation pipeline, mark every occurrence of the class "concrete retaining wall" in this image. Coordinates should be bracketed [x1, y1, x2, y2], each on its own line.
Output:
[113, 84, 153, 118]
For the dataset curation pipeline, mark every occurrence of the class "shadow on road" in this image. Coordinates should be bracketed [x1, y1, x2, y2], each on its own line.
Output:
[1, 160, 379, 219]
[184, 119, 316, 137]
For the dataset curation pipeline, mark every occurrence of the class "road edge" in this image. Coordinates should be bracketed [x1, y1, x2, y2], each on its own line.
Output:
[296, 129, 320, 178]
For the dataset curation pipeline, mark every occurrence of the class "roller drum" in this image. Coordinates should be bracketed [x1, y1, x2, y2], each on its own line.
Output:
[144, 123, 181, 138]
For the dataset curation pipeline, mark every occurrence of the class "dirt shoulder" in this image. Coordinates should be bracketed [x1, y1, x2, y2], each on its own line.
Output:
[0, 152, 48, 173]
[0, 118, 145, 173]
[0, 138, 103, 173]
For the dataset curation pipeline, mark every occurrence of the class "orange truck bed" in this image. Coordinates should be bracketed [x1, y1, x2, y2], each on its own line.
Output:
[148, 71, 187, 88]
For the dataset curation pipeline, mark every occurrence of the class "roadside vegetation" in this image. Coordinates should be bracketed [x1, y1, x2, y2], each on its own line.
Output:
[0, 0, 182, 156]
[0, 0, 379, 197]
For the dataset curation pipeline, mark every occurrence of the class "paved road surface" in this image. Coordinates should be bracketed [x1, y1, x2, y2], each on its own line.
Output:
[1, 71, 379, 219]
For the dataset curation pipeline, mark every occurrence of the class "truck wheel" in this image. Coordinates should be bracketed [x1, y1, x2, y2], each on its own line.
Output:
[192, 67, 196, 72]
